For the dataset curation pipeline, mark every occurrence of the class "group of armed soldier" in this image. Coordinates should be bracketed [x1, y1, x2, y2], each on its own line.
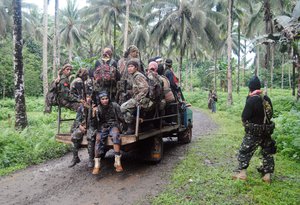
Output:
[55, 45, 184, 174]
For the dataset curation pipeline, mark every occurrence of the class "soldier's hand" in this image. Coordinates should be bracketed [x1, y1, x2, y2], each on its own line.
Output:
[79, 124, 86, 133]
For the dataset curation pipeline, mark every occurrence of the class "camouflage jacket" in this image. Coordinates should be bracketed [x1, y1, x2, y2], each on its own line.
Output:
[132, 71, 149, 102]
[58, 74, 80, 103]
[94, 102, 123, 130]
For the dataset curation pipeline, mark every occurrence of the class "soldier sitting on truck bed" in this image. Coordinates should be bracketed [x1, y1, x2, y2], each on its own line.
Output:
[120, 59, 154, 135]
[91, 91, 124, 174]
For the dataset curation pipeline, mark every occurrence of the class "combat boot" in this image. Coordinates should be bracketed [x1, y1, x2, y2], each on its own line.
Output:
[114, 155, 123, 172]
[92, 158, 101, 175]
[262, 173, 271, 183]
[68, 149, 81, 168]
[232, 169, 247, 181]
[124, 123, 135, 135]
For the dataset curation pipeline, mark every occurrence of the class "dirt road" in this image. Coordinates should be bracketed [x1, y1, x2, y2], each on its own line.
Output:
[0, 108, 217, 205]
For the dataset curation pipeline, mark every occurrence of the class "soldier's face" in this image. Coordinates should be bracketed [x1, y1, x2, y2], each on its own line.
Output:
[100, 96, 109, 106]
[63, 67, 72, 76]
[128, 64, 137, 74]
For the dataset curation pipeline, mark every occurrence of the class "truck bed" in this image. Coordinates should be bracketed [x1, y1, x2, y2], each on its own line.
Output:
[55, 124, 180, 147]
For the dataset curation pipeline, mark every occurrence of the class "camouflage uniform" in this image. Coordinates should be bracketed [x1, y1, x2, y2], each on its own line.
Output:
[93, 58, 120, 102]
[236, 76, 276, 176]
[58, 74, 81, 111]
[93, 102, 123, 158]
[121, 71, 153, 124]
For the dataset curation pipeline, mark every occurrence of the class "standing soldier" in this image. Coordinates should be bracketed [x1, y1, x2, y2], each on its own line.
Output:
[92, 91, 124, 174]
[164, 59, 180, 101]
[116, 45, 143, 106]
[93, 47, 120, 102]
[68, 68, 93, 168]
[120, 59, 153, 135]
[233, 76, 276, 183]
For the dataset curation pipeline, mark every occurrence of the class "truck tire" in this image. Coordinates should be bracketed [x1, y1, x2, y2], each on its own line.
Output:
[178, 123, 192, 144]
[140, 136, 164, 164]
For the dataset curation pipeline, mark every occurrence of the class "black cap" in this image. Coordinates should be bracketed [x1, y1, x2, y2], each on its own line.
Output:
[248, 76, 261, 91]
[165, 59, 172, 66]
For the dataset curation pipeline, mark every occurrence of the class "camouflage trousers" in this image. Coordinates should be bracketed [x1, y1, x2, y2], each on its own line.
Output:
[120, 98, 153, 123]
[59, 99, 81, 112]
[95, 126, 121, 158]
[71, 128, 84, 149]
[237, 133, 276, 174]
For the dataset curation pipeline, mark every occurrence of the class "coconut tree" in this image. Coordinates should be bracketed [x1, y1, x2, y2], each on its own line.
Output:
[152, 0, 221, 87]
[0, 0, 13, 38]
[53, 0, 59, 79]
[227, 0, 233, 105]
[42, 0, 49, 98]
[60, 0, 82, 62]
[13, 0, 28, 129]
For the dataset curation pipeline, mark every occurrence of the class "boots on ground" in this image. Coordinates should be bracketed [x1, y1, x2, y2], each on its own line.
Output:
[114, 155, 123, 172]
[92, 158, 101, 175]
[232, 169, 247, 180]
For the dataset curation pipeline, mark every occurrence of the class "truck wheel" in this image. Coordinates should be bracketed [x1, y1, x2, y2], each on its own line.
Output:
[178, 123, 192, 144]
[142, 136, 163, 164]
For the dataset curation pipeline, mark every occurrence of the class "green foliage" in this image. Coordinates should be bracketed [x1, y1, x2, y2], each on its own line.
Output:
[0, 37, 43, 98]
[0, 97, 71, 175]
[153, 90, 300, 205]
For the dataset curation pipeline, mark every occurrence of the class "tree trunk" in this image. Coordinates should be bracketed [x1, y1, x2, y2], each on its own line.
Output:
[113, 14, 117, 58]
[68, 46, 72, 62]
[43, 0, 48, 98]
[227, 0, 233, 105]
[237, 18, 240, 93]
[255, 46, 260, 77]
[190, 60, 193, 92]
[13, 0, 28, 129]
[123, 0, 130, 53]
[179, 2, 184, 88]
[243, 39, 246, 86]
[281, 54, 284, 89]
[52, 0, 59, 79]
[214, 52, 217, 90]
[270, 44, 274, 89]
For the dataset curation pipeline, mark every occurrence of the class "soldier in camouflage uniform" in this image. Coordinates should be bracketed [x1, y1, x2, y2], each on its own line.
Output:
[93, 47, 120, 102]
[67, 67, 97, 168]
[116, 45, 144, 106]
[57, 64, 84, 111]
[120, 59, 153, 135]
[233, 76, 276, 183]
[91, 91, 124, 174]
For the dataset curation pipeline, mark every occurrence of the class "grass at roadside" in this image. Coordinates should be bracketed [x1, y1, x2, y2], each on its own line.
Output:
[152, 108, 300, 205]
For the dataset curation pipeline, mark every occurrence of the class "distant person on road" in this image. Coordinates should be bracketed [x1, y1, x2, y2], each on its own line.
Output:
[208, 90, 217, 113]
[232, 76, 276, 183]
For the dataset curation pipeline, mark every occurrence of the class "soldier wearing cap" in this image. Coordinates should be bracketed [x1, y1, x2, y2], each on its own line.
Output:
[91, 91, 124, 174]
[164, 59, 180, 100]
[57, 63, 84, 111]
[93, 47, 120, 103]
[120, 59, 153, 135]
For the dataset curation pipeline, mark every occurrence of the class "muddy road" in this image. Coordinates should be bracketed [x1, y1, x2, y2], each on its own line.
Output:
[0, 108, 217, 205]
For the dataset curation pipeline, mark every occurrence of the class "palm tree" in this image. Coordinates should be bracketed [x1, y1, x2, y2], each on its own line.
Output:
[152, 0, 220, 87]
[85, 0, 126, 56]
[42, 0, 48, 98]
[123, 0, 130, 52]
[227, 0, 233, 105]
[53, 0, 59, 79]
[60, 0, 82, 62]
[0, 0, 13, 38]
[13, 0, 28, 129]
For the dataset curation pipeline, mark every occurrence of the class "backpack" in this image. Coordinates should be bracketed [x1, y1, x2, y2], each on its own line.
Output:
[44, 80, 59, 113]
[93, 60, 117, 83]
[261, 95, 273, 123]
[146, 74, 163, 102]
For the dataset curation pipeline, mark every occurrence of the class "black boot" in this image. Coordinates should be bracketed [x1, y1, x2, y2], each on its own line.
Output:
[68, 146, 81, 168]
[124, 123, 135, 135]
[87, 139, 95, 168]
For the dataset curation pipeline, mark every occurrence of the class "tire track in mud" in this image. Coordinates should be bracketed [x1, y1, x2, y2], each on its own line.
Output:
[0, 108, 217, 205]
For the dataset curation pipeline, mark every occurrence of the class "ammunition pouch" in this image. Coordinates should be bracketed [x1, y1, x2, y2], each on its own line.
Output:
[244, 121, 275, 137]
